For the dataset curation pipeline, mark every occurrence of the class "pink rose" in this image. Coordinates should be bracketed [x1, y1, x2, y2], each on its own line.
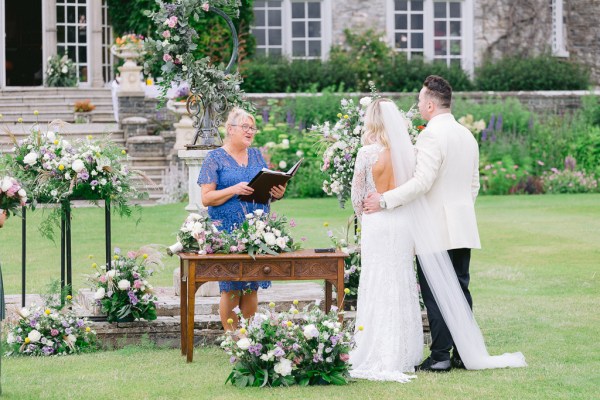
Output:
[127, 251, 136, 259]
[202, 3, 210, 12]
[289, 219, 296, 227]
[51, 329, 59, 337]
[162, 30, 171, 38]
[339, 353, 350, 362]
[134, 280, 143, 289]
[167, 16, 178, 28]
[99, 275, 107, 283]
[163, 53, 172, 62]
[230, 245, 238, 252]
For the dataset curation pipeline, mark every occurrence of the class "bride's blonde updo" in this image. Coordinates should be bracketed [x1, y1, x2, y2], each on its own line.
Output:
[361, 98, 393, 148]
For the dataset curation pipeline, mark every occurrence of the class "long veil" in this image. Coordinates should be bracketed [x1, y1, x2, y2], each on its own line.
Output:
[380, 102, 527, 369]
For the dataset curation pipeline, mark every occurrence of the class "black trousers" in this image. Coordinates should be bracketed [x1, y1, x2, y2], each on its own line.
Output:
[416, 248, 473, 362]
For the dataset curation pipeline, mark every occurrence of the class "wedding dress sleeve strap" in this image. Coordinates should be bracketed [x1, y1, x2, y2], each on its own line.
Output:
[384, 130, 442, 209]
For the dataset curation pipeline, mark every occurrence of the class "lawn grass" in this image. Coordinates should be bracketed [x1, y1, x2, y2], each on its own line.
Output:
[1, 194, 599, 399]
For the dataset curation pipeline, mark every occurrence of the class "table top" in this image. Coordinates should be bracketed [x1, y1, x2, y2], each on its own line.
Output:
[178, 248, 347, 261]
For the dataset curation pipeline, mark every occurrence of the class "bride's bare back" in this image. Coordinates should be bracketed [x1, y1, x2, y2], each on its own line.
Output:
[371, 149, 395, 193]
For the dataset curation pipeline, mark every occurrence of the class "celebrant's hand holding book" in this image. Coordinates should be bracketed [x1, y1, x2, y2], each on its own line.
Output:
[238, 159, 303, 204]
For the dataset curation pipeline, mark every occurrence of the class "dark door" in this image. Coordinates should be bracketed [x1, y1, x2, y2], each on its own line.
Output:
[5, 0, 43, 86]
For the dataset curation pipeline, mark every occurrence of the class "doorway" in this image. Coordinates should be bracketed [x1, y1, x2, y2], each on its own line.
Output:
[4, 0, 43, 86]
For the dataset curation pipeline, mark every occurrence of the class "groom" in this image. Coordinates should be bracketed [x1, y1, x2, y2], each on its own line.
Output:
[363, 75, 481, 372]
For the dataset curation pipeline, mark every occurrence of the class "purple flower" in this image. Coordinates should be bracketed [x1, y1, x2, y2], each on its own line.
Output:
[262, 108, 270, 123]
[62, 320, 70, 328]
[330, 334, 340, 346]
[28, 344, 37, 352]
[65, 328, 72, 335]
[42, 346, 55, 355]
[77, 319, 85, 328]
[313, 353, 323, 363]
[128, 290, 139, 305]
[114, 247, 121, 255]
[230, 356, 237, 364]
[292, 343, 300, 351]
[90, 180, 99, 186]
[78, 171, 89, 181]
[30, 320, 37, 328]
[273, 347, 285, 357]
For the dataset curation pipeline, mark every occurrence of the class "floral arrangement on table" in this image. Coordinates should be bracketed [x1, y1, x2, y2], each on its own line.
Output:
[2, 122, 149, 239]
[87, 247, 161, 323]
[114, 33, 145, 50]
[73, 99, 96, 113]
[144, 0, 254, 115]
[167, 209, 301, 259]
[4, 284, 97, 356]
[221, 300, 356, 387]
[167, 211, 224, 256]
[0, 175, 28, 216]
[45, 54, 77, 87]
[313, 85, 421, 208]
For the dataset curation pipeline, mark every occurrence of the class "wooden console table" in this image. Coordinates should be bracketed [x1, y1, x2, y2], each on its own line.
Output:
[178, 249, 346, 362]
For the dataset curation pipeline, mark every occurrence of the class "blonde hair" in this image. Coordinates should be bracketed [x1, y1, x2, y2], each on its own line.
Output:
[361, 98, 393, 147]
[225, 107, 256, 134]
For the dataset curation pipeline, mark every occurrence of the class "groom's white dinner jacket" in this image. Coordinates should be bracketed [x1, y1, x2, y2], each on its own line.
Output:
[383, 112, 481, 250]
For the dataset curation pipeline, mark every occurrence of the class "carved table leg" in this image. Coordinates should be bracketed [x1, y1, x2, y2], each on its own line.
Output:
[186, 271, 197, 362]
[180, 260, 188, 356]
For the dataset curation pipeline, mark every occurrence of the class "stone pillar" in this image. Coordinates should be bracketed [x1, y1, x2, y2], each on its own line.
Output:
[88, 0, 104, 87]
[42, 0, 57, 80]
[177, 149, 210, 213]
[173, 114, 195, 151]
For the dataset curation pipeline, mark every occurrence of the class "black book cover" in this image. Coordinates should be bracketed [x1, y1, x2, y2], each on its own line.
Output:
[238, 159, 303, 204]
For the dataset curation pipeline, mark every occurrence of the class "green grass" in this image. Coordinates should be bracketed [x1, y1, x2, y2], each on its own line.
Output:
[2, 194, 600, 399]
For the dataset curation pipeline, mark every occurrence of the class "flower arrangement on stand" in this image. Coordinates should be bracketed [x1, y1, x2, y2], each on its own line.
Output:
[167, 212, 224, 255]
[45, 54, 77, 87]
[221, 300, 355, 387]
[0, 175, 28, 216]
[2, 122, 150, 239]
[114, 33, 145, 51]
[4, 282, 97, 356]
[73, 100, 96, 123]
[87, 247, 161, 323]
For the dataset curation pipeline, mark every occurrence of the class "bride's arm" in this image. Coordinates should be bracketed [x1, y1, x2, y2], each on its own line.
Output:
[351, 149, 368, 220]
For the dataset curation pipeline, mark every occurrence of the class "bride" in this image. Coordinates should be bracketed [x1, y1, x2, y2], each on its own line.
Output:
[349, 98, 423, 382]
[349, 99, 526, 381]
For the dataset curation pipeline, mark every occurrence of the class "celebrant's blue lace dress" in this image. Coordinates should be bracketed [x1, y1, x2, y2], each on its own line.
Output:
[198, 147, 272, 293]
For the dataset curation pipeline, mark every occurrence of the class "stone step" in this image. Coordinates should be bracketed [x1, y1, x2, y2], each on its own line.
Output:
[0, 94, 112, 102]
[0, 112, 116, 124]
[0, 87, 112, 96]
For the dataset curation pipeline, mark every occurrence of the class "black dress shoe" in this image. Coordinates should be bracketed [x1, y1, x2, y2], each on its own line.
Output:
[416, 356, 451, 372]
[451, 354, 466, 370]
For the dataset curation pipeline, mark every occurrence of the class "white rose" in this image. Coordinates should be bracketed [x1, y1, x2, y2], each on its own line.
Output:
[253, 209, 264, 217]
[236, 337, 251, 350]
[23, 152, 39, 166]
[65, 173, 71, 180]
[72, 159, 85, 173]
[296, 150, 304, 157]
[28, 330, 42, 343]
[273, 229, 281, 237]
[107, 270, 116, 279]
[275, 237, 287, 249]
[93, 287, 106, 299]
[18, 188, 26, 197]
[61, 66, 68, 74]
[303, 324, 319, 340]
[46, 131, 56, 142]
[18, 307, 30, 318]
[118, 280, 130, 290]
[67, 334, 77, 343]
[1, 177, 12, 192]
[360, 96, 372, 106]
[279, 160, 287, 169]
[274, 359, 293, 376]
[263, 232, 276, 246]
[7, 333, 15, 344]
[245, 213, 254, 219]
[255, 220, 266, 231]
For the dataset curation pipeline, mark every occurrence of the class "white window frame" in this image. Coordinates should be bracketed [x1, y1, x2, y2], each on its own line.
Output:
[56, 0, 90, 85]
[252, 0, 332, 61]
[253, 0, 284, 56]
[386, 0, 474, 74]
[550, 0, 569, 57]
[101, 0, 114, 83]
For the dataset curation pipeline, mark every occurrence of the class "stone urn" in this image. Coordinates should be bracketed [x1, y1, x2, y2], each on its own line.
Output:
[168, 100, 195, 151]
[111, 44, 144, 94]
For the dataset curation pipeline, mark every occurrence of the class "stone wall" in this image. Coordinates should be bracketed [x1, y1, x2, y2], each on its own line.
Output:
[565, 1, 600, 84]
[331, 0, 387, 46]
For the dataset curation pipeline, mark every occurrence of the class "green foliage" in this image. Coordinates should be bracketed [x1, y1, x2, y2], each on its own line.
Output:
[479, 156, 529, 195]
[572, 126, 600, 175]
[45, 54, 77, 87]
[542, 168, 599, 194]
[475, 54, 590, 91]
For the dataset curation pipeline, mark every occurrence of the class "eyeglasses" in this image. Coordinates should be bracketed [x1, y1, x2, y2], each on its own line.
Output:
[231, 124, 258, 133]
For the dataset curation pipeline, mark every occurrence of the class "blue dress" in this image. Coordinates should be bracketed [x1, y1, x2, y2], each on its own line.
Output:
[198, 147, 272, 293]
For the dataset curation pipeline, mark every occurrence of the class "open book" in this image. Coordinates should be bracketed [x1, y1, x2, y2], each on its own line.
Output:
[238, 159, 303, 204]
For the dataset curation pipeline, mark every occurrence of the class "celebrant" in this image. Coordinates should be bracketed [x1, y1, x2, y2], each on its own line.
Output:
[198, 108, 286, 330]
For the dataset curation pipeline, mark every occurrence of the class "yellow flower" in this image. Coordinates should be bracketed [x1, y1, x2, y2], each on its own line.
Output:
[45, 309, 51, 315]
[227, 318, 234, 325]
[0, 114, 3, 120]
[323, 222, 329, 227]
[66, 295, 72, 300]
[239, 328, 247, 335]
[343, 114, 349, 119]
[113, 255, 119, 260]
[286, 321, 293, 327]
[269, 302, 276, 308]
[92, 262, 97, 268]
[293, 299, 299, 305]
[358, 325, 364, 331]
[88, 255, 94, 259]
[143, 254, 148, 259]
[337, 113, 342, 118]
[86, 327, 91, 332]
[87, 135, 93, 140]
[344, 288, 350, 294]
[121, 150, 127, 155]
[58, 164, 65, 171]
[17, 117, 23, 123]
[293, 309, 299, 315]
[95, 152, 101, 158]
[25, 337, 31, 344]
[54, 140, 59, 145]
[33, 110, 39, 116]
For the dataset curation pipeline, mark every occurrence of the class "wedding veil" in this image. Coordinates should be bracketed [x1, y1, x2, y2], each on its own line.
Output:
[380, 101, 526, 370]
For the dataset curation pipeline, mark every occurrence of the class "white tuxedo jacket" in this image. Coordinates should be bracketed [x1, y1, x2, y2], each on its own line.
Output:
[383, 113, 481, 250]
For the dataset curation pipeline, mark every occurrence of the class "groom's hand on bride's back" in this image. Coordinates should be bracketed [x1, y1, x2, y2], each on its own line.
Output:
[363, 192, 383, 214]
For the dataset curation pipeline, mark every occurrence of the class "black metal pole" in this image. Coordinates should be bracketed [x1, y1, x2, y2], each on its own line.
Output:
[105, 198, 111, 270]
[65, 201, 72, 296]
[21, 206, 26, 307]
[61, 204, 66, 295]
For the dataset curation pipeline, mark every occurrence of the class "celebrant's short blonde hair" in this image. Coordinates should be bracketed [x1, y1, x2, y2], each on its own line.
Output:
[225, 108, 256, 134]
[362, 98, 392, 148]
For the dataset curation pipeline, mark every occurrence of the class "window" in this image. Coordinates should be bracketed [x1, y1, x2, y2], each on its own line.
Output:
[101, 0, 115, 83]
[388, 0, 473, 72]
[56, 0, 88, 82]
[550, 0, 569, 57]
[251, 0, 331, 60]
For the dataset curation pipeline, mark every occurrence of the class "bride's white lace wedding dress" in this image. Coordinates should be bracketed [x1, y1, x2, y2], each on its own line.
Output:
[348, 143, 423, 383]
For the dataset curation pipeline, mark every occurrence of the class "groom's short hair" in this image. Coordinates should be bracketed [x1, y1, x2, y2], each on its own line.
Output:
[423, 75, 452, 109]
